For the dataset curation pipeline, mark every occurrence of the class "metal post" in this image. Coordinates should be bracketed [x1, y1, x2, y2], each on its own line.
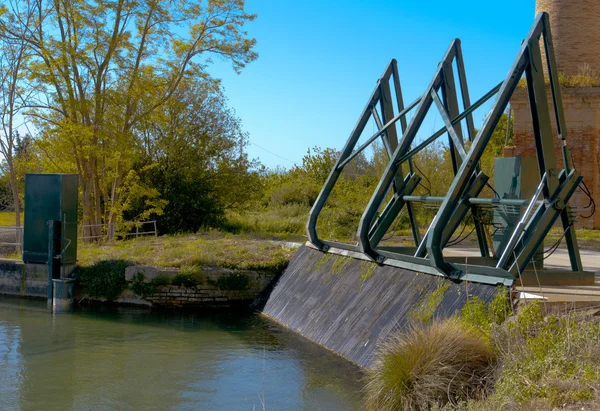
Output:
[47, 220, 55, 306]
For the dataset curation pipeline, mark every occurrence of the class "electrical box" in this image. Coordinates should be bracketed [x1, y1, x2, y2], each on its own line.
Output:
[493, 157, 543, 267]
[23, 174, 79, 264]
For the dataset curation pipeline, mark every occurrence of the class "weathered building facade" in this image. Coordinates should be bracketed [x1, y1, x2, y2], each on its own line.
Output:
[508, 0, 600, 227]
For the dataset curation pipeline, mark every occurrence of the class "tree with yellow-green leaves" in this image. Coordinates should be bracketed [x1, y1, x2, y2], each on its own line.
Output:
[0, 0, 257, 239]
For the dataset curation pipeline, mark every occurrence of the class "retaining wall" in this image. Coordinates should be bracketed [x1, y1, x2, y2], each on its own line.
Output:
[262, 246, 501, 368]
[82, 264, 278, 309]
[0, 260, 48, 298]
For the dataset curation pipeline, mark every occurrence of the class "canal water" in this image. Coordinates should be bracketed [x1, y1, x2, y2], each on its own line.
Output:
[0, 297, 364, 410]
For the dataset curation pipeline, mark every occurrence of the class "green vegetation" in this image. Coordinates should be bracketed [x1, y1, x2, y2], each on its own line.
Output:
[518, 70, 600, 89]
[0, 212, 23, 226]
[129, 272, 155, 297]
[0, 0, 258, 240]
[78, 232, 293, 274]
[367, 290, 600, 410]
[466, 302, 600, 409]
[210, 273, 250, 291]
[77, 260, 128, 300]
[330, 255, 352, 275]
[359, 261, 377, 282]
[149, 274, 172, 286]
[171, 272, 198, 287]
[365, 318, 496, 410]
[409, 282, 450, 323]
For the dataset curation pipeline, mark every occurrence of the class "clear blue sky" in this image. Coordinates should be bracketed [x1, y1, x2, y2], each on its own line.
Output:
[210, 0, 537, 169]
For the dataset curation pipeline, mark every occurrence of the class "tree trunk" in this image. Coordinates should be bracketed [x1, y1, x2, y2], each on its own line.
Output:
[7, 158, 20, 252]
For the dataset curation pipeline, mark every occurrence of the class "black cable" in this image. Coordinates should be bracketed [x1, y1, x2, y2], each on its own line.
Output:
[569, 150, 596, 219]
[578, 180, 596, 219]
[486, 182, 501, 199]
[379, 212, 404, 242]
[539, 223, 573, 260]
[447, 226, 476, 247]
[412, 160, 432, 194]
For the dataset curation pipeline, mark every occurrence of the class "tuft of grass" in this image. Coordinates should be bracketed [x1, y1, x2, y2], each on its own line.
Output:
[365, 319, 496, 410]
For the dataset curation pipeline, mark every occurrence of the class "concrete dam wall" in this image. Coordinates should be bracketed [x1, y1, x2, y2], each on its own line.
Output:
[262, 245, 500, 368]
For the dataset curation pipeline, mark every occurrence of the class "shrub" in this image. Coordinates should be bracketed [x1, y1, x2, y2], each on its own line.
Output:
[214, 273, 250, 290]
[365, 319, 496, 410]
[129, 272, 155, 297]
[77, 260, 128, 300]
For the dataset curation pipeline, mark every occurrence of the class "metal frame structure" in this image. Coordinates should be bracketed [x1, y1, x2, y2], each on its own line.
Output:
[306, 12, 584, 286]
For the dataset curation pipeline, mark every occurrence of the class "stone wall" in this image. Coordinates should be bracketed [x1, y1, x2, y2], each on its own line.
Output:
[107, 264, 278, 309]
[0, 260, 49, 298]
[508, 87, 600, 228]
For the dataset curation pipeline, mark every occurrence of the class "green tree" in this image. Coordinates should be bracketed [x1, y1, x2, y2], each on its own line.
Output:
[0, 0, 257, 239]
[130, 78, 260, 233]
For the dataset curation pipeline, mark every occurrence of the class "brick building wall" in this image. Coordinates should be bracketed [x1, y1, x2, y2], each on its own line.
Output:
[508, 87, 600, 228]
[507, 1, 600, 228]
[536, 0, 600, 77]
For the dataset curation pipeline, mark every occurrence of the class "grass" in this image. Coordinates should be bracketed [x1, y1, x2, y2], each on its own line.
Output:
[465, 302, 600, 410]
[0, 212, 23, 226]
[78, 231, 294, 274]
[223, 206, 306, 240]
[365, 318, 496, 410]
[366, 289, 600, 410]
[517, 72, 600, 89]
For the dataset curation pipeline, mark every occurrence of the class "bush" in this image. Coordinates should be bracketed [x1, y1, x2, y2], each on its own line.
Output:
[78, 260, 128, 300]
[213, 273, 250, 290]
[477, 302, 600, 408]
[365, 319, 496, 410]
[129, 272, 155, 297]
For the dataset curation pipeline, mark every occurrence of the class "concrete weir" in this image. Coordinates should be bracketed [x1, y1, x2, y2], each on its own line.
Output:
[263, 245, 500, 368]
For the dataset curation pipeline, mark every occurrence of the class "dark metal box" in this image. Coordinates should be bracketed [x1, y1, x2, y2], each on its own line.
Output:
[23, 174, 78, 264]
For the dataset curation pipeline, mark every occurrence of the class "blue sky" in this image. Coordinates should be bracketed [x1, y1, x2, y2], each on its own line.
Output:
[210, 0, 537, 169]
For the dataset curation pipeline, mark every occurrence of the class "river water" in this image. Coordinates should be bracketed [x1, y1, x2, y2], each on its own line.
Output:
[0, 297, 364, 410]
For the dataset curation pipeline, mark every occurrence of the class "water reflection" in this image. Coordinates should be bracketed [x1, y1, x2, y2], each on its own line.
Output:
[0, 297, 363, 410]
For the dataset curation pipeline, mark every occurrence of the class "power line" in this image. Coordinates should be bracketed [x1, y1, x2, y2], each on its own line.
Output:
[251, 143, 296, 165]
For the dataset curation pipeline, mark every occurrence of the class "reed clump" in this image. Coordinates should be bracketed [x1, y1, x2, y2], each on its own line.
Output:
[365, 319, 496, 410]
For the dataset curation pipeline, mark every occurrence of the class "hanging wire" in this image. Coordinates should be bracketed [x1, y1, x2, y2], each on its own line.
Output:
[412, 160, 432, 195]
[379, 209, 407, 242]
[540, 222, 574, 259]
[569, 150, 596, 219]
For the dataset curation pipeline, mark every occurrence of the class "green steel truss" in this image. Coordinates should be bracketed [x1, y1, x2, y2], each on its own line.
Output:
[306, 12, 583, 286]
